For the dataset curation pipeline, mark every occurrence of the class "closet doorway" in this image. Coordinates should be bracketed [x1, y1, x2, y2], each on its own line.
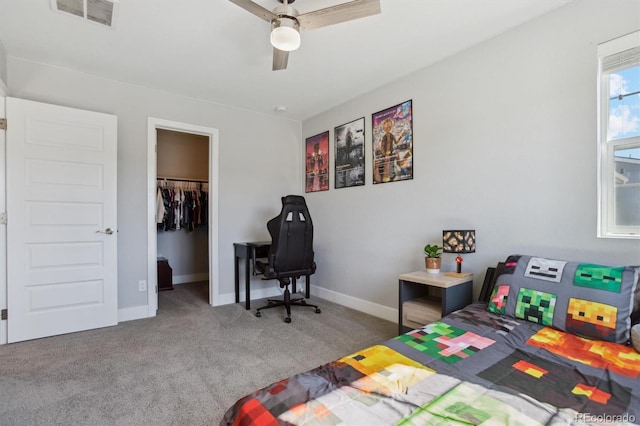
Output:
[147, 118, 219, 316]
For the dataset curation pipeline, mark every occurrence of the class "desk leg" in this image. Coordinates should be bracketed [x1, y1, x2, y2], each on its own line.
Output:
[398, 280, 404, 335]
[291, 276, 310, 297]
[234, 255, 240, 304]
[305, 275, 310, 298]
[244, 255, 251, 310]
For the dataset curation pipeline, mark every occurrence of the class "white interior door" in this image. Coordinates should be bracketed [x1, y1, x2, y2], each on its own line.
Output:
[6, 97, 118, 343]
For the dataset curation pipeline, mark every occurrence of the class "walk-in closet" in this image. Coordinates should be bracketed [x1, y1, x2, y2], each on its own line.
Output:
[156, 129, 210, 306]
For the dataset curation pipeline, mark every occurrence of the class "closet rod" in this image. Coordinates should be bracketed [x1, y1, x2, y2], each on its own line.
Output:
[157, 176, 208, 183]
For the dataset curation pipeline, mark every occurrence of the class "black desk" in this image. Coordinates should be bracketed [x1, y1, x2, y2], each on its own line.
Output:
[233, 241, 311, 310]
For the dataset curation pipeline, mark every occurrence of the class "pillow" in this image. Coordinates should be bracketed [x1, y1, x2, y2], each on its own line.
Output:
[632, 324, 640, 352]
[632, 273, 640, 326]
[487, 254, 639, 344]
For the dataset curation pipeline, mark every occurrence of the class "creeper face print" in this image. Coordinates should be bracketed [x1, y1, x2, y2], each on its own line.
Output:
[515, 288, 556, 325]
[566, 298, 617, 341]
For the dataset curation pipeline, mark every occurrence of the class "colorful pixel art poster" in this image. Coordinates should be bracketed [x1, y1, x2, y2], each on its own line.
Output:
[334, 117, 365, 189]
[372, 100, 413, 184]
[305, 131, 329, 193]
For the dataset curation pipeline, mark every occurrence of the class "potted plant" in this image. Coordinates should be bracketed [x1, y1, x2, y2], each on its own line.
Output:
[424, 244, 442, 273]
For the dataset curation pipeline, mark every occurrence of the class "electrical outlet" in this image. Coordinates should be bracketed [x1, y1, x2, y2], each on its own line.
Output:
[138, 280, 147, 292]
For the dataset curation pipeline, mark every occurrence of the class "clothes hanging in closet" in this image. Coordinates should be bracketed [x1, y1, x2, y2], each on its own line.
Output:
[156, 179, 208, 232]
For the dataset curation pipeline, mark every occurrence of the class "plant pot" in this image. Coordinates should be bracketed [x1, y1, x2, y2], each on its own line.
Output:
[425, 257, 441, 274]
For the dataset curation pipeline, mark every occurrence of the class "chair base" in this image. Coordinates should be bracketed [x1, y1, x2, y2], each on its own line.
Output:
[255, 287, 321, 323]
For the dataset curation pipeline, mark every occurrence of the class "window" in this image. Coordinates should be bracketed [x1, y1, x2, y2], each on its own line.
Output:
[50, 0, 117, 27]
[597, 31, 640, 239]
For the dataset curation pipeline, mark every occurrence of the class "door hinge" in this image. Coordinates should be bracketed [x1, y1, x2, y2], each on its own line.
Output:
[1, 309, 7, 320]
[0, 118, 6, 130]
[0, 212, 6, 225]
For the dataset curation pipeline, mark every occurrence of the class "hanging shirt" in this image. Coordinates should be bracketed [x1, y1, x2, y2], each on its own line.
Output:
[156, 187, 165, 224]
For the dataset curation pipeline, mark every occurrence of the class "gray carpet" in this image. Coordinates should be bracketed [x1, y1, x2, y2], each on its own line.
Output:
[0, 282, 397, 425]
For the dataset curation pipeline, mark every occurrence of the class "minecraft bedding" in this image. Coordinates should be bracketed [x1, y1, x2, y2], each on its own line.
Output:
[222, 255, 640, 425]
[221, 301, 640, 425]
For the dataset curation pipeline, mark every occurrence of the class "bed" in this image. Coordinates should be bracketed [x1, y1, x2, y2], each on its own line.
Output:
[221, 255, 640, 425]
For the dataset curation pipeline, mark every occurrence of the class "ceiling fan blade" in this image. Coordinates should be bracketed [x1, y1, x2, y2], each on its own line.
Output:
[273, 48, 289, 71]
[228, 0, 277, 23]
[297, 0, 381, 31]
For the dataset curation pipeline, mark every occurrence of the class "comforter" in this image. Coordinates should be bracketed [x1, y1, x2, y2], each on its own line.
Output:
[221, 302, 640, 425]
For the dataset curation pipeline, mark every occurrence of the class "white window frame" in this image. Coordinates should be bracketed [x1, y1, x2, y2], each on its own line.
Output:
[597, 31, 640, 239]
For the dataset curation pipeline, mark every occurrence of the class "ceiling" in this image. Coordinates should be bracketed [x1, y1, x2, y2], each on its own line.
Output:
[0, 0, 572, 121]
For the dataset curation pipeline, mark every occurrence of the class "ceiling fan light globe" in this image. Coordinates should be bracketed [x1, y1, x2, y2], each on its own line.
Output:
[271, 19, 300, 51]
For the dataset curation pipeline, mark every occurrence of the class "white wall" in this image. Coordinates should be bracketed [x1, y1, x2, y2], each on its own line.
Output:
[0, 41, 7, 93]
[302, 0, 640, 310]
[7, 57, 302, 311]
[3, 0, 639, 324]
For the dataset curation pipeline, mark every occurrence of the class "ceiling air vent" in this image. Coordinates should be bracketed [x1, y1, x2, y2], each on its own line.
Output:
[51, 0, 118, 27]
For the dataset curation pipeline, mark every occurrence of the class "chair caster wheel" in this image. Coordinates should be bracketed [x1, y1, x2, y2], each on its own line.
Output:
[285, 317, 291, 323]
[315, 308, 321, 314]
[255, 311, 261, 317]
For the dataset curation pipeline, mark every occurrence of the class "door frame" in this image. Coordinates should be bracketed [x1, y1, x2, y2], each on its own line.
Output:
[0, 90, 7, 345]
[147, 118, 219, 315]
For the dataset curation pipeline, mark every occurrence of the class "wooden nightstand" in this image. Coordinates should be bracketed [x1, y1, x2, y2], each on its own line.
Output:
[398, 271, 473, 334]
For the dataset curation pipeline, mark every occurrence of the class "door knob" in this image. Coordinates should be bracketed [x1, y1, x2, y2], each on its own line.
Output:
[96, 228, 114, 235]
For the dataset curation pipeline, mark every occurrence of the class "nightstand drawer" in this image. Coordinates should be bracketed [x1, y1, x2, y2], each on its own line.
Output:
[402, 297, 441, 329]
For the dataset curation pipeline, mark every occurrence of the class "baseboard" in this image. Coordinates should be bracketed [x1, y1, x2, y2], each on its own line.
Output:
[0, 320, 6, 345]
[310, 285, 398, 323]
[216, 284, 397, 323]
[173, 273, 209, 285]
[118, 305, 152, 323]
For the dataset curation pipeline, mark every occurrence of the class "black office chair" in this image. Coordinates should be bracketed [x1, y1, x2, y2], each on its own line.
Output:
[255, 195, 321, 323]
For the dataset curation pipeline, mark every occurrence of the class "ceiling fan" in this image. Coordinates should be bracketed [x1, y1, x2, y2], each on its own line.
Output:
[228, 0, 381, 70]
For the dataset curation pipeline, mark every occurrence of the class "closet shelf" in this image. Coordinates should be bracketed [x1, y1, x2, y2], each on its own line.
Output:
[157, 176, 208, 183]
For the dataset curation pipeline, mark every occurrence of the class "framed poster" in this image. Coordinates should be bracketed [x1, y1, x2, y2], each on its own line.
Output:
[334, 117, 365, 188]
[305, 131, 329, 193]
[372, 99, 413, 184]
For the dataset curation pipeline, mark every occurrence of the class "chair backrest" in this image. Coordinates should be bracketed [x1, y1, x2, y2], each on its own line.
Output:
[266, 195, 314, 276]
